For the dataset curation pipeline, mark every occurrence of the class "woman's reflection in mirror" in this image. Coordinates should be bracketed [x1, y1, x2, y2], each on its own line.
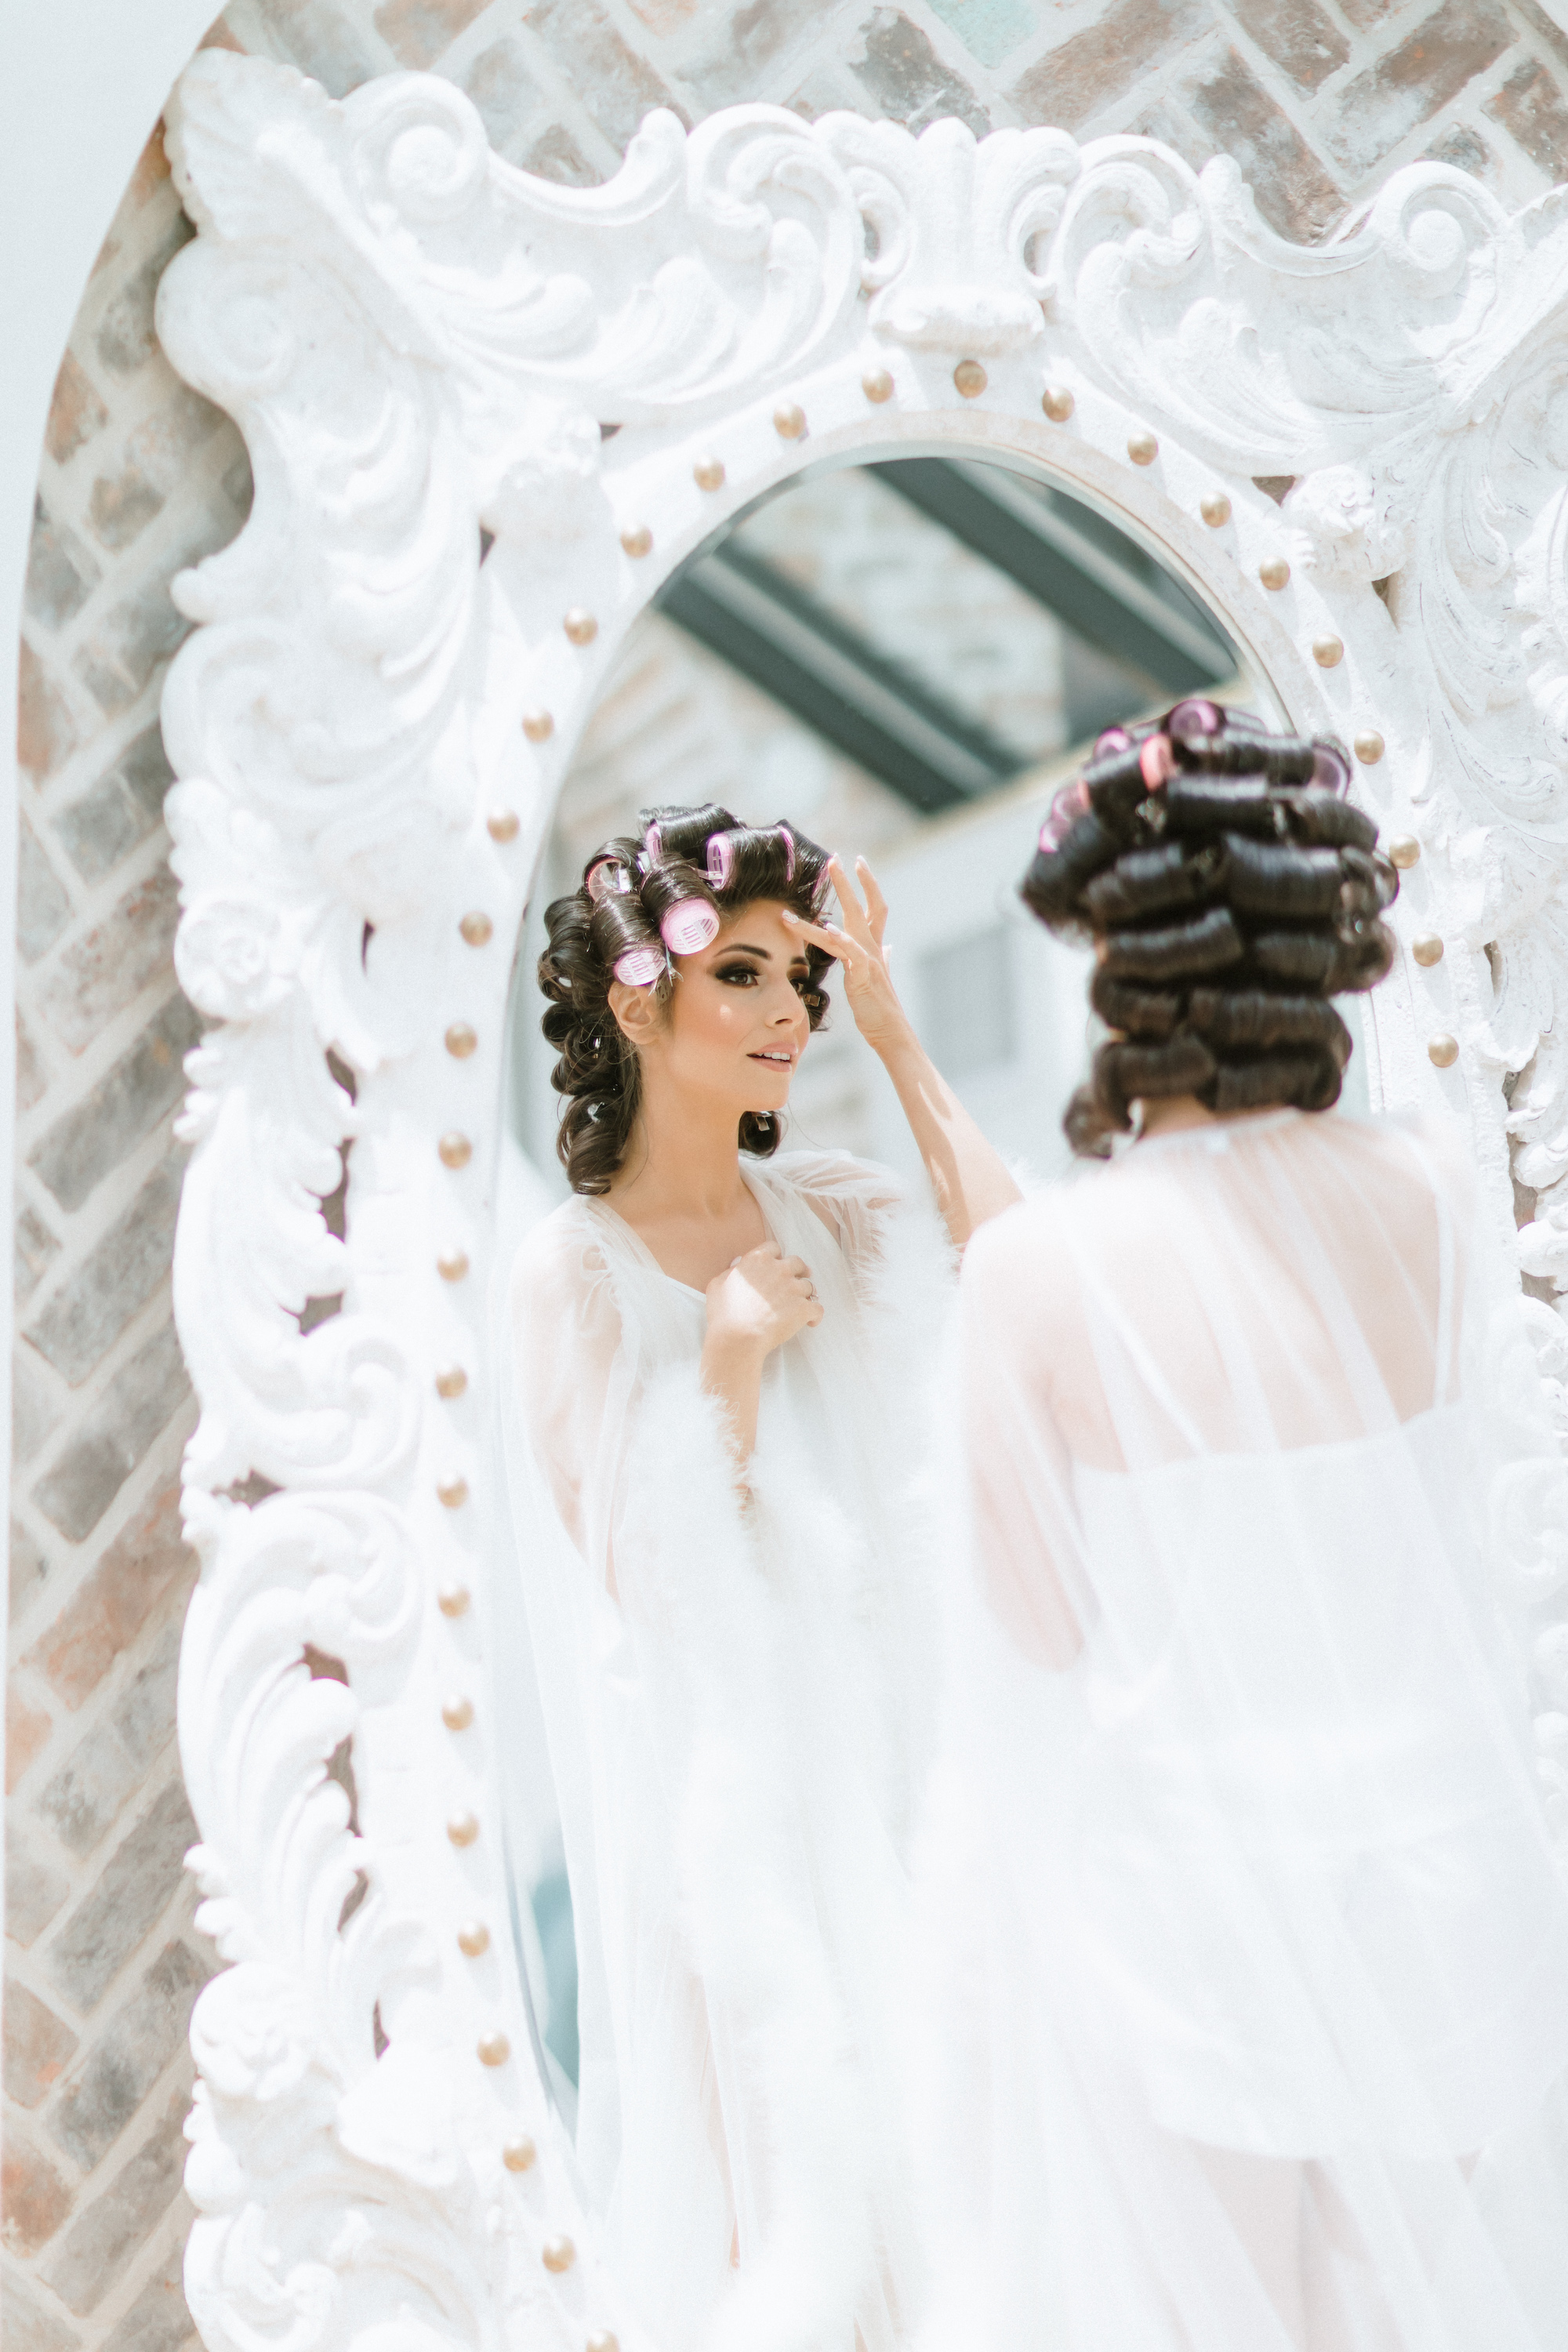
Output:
[507, 804, 1018, 2348]
[924, 701, 1568, 2351]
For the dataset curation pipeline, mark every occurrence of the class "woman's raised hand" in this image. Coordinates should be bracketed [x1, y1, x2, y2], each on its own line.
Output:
[782, 855, 914, 1059]
[704, 1242, 823, 1362]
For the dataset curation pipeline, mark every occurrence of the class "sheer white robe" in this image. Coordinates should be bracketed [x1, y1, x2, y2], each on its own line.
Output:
[919, 1108, 1568, 2352]
[507, 1150, 953, 2352]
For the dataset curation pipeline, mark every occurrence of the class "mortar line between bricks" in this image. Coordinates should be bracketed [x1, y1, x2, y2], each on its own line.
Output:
[10, 1392, 191, 1580]
[7, 1570, 191, 1791]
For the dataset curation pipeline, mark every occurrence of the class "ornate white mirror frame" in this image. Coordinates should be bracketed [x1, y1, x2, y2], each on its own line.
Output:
[157, 47, 1568, 2352]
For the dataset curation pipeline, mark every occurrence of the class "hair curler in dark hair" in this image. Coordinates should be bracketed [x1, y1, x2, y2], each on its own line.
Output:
[538, 805, 833, 1194]
[1022, 702, 1399, 1156]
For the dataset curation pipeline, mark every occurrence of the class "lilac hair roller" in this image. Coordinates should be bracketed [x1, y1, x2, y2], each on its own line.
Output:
[1312, 742, 1352, 798]
[1038, 778, 1091, 855]
[613, 943, 666, 988]
[660, 898, 720, 956]
[778, 823, 796, 882]
[585, 857, 631, 905]
[706, 833, 735, 891]
[643, 821, 663, 866]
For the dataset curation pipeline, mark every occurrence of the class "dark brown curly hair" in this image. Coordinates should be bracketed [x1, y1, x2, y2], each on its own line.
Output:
[538, 804, 834, 1196]
[1021, 700, 1399, 1157]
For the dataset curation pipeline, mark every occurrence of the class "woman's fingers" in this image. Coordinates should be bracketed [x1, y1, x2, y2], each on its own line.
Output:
[827, 854, 877, 949]
[856, 857, 890, 946]
[781, 909, 847, 960]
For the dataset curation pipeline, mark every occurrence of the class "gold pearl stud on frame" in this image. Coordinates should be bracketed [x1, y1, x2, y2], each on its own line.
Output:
[1041, 385, 1074, 423]
[563, 609, 597, 646]
[1387, 835, 1421, 869]
[443, 1693, 474, 1730]
[439, 1132, 472, 1169]
[477, 2031, 510, 2067]
[457, 1919, 490, 1957]
[437, 1581, 470, 1617]
[862, 366, 894, 403]
[437, 1475, 470, 1510]
[435, 1364, 468, 1399]
[521, 709, 554, 743]
[587, 2333, 620, 2352]
[1412, 934, 1444, 967]
[503, 2135, 536, 2172]
[488, 810, 520, 842]
[542, 2238, 576, 2275]
[1127, 430, 1158, 466]
[1354, 729, 1385, 764]
[774, 401, 806, 439]
[1200, 492, 1231, 527]
[448, 1810, 480, 1847]
[620, 524, 652, 558]
[437, 1247, 469, 1283]
[954, 359, 987, 398]
[459, 912, 492, 946]
[693, 456, 725, 492]
[445, 1023, 477, 1060]
[1259, 556, 1290, 590]
[1312, 635, 1344, 668]
[1428, 1033, 1459, 1069]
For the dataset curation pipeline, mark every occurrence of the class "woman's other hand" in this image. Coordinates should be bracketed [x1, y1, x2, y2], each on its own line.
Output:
[782, 855, 915, 1059]
[704, 1243, 822, 1361]
[701, 1244, 822, 1461]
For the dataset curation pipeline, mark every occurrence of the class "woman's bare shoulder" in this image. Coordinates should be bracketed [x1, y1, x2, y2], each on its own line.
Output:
[509, 1198, 611, 1316]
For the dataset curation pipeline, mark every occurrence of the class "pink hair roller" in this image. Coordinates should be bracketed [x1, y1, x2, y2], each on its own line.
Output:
[1138, 734, 1176, 790]
[660, 898, 720, 956]
[585, 858, 630, 905]
[1038, 777, 1091, 856]
[778, 824, 796, 882]
[643, 822, 663, 866]
[706, 833, 735, 890]
[613, 944, 665, 988]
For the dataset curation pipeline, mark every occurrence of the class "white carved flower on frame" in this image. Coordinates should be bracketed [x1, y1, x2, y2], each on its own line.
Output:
[154, 50, 1568, 2352]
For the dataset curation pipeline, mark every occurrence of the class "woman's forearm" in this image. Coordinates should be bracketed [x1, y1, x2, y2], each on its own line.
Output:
[877, 1028, 1022, 1249]
[699, 1332, 765, 1462]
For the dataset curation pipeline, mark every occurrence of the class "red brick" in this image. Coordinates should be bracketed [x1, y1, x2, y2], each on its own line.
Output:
[1230, 0, 1348, 97]
[2, 2128, 73, 2256]
[625, 0, 698, 26]
[1010, 0, 1210, 134]
[1184, 47, 1345, 241]
[45, 355, 111, 467]
[21, 1481, 187, 1711]
[522, 0, 686, 147]
[847, 9, 989, 137]
[7, 1692, 54, 1791]
[32, 863, 180, 1055]
[126, 127, 172, 212]
[1486, 55, 1568, 180]
[4, 1980, 80, 2108]
[1324, 0, 1513, 182]
[17, 641, 79, 788]
[374, 0, 489, 68]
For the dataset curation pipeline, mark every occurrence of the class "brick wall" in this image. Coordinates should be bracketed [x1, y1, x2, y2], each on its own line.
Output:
[9, 2, 1568, 2346]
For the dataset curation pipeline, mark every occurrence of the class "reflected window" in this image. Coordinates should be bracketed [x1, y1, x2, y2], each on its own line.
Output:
[919, 927, 1016, 1083]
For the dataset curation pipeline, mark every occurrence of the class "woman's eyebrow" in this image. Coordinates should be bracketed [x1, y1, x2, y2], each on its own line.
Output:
[724, 941, 772, 959]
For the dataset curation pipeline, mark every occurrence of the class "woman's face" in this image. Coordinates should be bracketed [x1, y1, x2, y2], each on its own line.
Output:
[615, 899, 815, 1120]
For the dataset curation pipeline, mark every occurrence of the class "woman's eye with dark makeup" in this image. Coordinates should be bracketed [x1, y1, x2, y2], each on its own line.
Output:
[715, 962, 761, 987]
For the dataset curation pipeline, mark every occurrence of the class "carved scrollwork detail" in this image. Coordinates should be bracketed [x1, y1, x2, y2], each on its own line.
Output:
[158, 45, 1568, 2352]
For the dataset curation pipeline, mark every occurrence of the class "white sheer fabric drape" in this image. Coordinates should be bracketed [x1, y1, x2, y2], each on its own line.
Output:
[506, 1151, 953, 2352]
[919, 1109, 1568, 2352]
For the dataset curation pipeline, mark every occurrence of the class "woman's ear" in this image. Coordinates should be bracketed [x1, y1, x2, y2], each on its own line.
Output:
[608, 977, 662, 1050]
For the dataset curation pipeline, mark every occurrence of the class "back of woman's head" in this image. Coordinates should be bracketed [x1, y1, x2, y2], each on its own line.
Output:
[538, 804, 833, 1194]
[1021, 700, 1399, 1156]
